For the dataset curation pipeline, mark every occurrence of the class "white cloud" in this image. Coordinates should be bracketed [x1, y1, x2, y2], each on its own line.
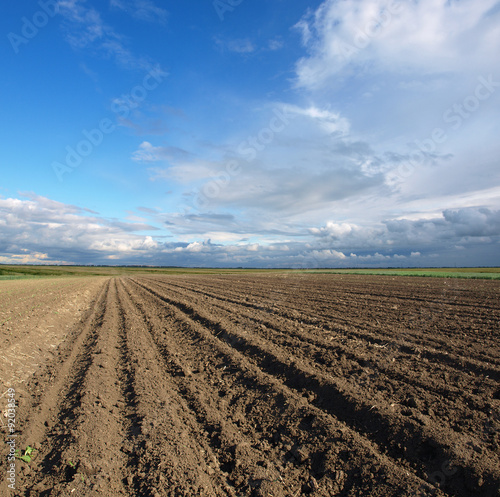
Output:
[1, 194, 498, 267]
[310, 221, 356, 238]
[294, 0, 500, 89]
[110, 0, 168, 24]
[132, 142, 190, 163]
[215, 37, 256, 54]
[140, 102, 385, 219]
[229, 39, 255, 53]
[0, 252, 53, 264]
[268, 37, 284, 51]
[286, 104, 350, 136]
[0, 194, 160, 264]
[89, 235, 158, 253]
[174, 241, 209, 253]
[276, 0, 500, 260]
[311, 249, 347, 260]
[58, 0, 157, 70]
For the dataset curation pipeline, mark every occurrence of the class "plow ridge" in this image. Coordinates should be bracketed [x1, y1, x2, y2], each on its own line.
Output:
[144, 276, 500, 377]
[134, 278, 497, 430]
[124, 279, 426, 496]
[1, 273, 498, 497]
[139, 278, 498, 405]
[129, 278, 500, 497]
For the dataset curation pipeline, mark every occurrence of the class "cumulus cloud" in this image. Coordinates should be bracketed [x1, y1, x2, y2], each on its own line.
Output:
[276, 0, 500, 259]
[443, 208, 500, 237]
[311, 249, 347, 260]
[294, 0, 500, 89]
[306, 207, 500, 263]
[1, 194, 498, 267]
[0, 252, 55, 265]
[384, 208, 500, 251]
[310, 222, 357, 238]
[0, 194, 160, 264]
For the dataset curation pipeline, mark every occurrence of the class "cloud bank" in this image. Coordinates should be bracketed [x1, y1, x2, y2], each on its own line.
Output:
[1, 194, 498, 267]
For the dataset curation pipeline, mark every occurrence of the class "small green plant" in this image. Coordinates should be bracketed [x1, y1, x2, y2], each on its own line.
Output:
[15, 446, 36, 463]
[68, 461, 85, 483]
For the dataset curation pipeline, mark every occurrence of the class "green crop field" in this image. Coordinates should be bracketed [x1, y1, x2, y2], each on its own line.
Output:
[0, 265, 274, 279]
[0, 265, 499, 280]
[298, 267, 500, 279]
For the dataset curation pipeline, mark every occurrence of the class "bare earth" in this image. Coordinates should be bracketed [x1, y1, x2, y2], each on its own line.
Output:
[1, 274, 499, 497]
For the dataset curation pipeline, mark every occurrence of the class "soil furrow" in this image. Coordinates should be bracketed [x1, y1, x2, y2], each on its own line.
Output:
[130, 277, 499, 497]
[137, 277, 498, 442]
[2, 279, 112, 496]
[147, 276, 499, 372]
[141, 277, 498, 407]
[115, 278, 235, 496]
[2, 273, 497, 497]
[126, 277, 445, 497]
[120, 278, 277, 496]
[27, 279, 133, 496]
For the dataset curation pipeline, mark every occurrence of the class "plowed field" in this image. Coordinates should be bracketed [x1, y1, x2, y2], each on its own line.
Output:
[1, 274, 499, 496]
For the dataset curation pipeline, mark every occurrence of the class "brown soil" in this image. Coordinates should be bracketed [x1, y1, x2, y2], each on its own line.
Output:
[1, 274, 499, 496]
[0, 277, 108, 390]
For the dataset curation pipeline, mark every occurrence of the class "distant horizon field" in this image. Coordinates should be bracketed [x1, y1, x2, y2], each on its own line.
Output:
[301, 267, 500, 279]
[0, 264, 499, 280]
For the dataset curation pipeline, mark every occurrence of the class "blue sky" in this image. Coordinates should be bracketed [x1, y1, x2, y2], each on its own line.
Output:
[1, 0, 499, 267]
